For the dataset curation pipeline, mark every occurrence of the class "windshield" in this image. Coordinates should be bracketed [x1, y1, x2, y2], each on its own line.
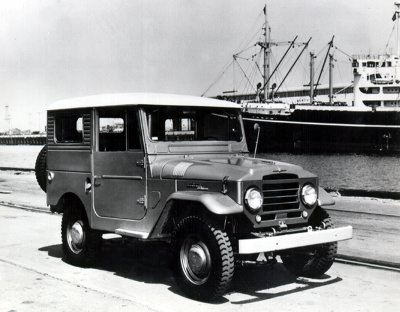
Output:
[144, 106, 243, 142]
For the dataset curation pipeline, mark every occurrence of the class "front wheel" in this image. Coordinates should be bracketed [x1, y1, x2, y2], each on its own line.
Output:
[281, 207, 338, 277]
[173, 216, 234, 301]
[61, 206, 101, 267]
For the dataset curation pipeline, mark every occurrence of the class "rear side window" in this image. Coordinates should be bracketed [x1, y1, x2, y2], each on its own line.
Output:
[55, 113, 83, 143]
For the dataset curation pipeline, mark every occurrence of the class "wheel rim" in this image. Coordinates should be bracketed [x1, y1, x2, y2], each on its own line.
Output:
[180, 236, 212, 285]
[67, 220, 85, 254]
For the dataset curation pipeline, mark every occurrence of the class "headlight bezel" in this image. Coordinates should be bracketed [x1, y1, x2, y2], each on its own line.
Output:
[244, 187, 263, 213]
[301, 183, 318, 208]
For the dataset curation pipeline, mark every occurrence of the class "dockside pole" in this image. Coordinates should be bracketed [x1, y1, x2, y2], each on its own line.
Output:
[329, 54, 334, 105]
[397, 2, 400, 56]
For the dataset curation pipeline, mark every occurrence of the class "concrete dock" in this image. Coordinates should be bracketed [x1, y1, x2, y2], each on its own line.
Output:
[1, 169, 400, 311]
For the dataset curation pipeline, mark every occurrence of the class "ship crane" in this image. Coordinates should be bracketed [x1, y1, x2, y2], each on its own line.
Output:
[307, 36, 336, 104]
[202, 5, 310, 101]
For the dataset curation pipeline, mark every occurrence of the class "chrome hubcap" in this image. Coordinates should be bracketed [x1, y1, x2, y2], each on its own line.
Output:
[67, 220, 85, 254]
[180, 237, 211, 285]
[188, 244, 208, 274]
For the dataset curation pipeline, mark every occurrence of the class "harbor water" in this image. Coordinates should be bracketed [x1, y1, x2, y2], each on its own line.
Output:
[260, 152, 400, 193]
[0, 145, 399, 193]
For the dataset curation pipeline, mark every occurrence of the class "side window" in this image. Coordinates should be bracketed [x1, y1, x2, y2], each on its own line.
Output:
[98, 110, 126, 152]
[55, 113, 83, 143]
[97, 108, 142, 152]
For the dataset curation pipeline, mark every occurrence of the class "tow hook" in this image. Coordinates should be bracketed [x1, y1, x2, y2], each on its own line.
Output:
[278, 221, 287, 230]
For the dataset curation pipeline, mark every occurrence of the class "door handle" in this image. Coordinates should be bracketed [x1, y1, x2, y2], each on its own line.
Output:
[93, 175, 101, 187]
[136, 159, 144, 168]
[137, 196, 145, 205]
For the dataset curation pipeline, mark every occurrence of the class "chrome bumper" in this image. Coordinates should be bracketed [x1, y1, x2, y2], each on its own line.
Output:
[238, 226, 353, 254]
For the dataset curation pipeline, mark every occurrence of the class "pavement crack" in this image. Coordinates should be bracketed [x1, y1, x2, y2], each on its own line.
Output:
[0, 257, 159, 312]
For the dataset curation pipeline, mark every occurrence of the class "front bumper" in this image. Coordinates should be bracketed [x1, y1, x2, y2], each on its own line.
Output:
[238, 226, 353, 254]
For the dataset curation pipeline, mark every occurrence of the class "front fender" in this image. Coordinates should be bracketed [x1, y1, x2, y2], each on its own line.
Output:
[166, 191, 243, 215]
[318, 187, 335, 206]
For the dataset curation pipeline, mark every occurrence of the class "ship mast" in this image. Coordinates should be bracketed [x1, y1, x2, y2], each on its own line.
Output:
[396, 2, 400, 56]
[263, 5, 270, 100]
[329, 54, 335, 104]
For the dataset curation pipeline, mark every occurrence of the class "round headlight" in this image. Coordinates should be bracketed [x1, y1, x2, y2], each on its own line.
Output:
[301, 184, 317, 207]
[245, 188, 263, 212]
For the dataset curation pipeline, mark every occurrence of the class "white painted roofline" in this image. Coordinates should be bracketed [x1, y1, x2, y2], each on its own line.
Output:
[47, 93, 240, 111]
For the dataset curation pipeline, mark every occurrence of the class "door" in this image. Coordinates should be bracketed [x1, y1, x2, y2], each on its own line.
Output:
[93, 108, 146, 220]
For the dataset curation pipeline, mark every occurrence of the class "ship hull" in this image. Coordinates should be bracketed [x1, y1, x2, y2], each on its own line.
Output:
[243, 109, 400, 153]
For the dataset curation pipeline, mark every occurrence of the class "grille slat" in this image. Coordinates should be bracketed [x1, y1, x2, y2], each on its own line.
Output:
[264, 187, 298, 192]
[262, 175, 300, 213]
[264, 194, 298, 199]
[263, 201, 298, 206]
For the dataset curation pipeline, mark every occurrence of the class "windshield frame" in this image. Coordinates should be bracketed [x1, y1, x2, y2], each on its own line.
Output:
[142, 105, 245, 143]
[139, 105, 248, 155]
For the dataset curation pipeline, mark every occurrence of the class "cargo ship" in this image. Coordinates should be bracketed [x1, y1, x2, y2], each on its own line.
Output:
[211, 3, 400, 154]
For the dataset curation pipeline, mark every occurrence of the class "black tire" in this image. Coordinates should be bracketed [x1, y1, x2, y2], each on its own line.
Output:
[61, 203, 101, 267]
[173, 216, 234, 301]
[281, 207, 338, 278]
[35, 145, 47, 193]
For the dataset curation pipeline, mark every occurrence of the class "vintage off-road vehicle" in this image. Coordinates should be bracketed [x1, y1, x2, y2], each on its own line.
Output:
[35, 93, 352, 300]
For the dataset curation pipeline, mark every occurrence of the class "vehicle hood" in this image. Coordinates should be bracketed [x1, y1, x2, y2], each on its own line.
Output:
[151, 156, 315, 181]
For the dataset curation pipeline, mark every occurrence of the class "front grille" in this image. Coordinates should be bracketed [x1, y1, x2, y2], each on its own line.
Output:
[262, 177, 300, 213]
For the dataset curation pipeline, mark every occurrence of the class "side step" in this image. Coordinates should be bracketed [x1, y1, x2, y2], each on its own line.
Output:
[115, 229, 149, 239]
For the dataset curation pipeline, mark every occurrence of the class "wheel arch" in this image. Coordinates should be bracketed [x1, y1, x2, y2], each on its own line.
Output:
[50, 192, 88, 219]
[150, 196, 235, 238]
[166, 191, 243, 215]
[318, 187, 335, 206]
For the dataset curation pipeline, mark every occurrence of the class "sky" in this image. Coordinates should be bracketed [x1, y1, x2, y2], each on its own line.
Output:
[0, 0, 397, 131]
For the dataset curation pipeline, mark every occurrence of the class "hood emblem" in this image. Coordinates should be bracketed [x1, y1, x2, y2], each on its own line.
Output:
[187, 183, 208, 191]
[273, 166, 286, 173]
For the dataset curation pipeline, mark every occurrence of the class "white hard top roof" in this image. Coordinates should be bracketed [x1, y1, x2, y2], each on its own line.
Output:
[47, 92, 240, 111]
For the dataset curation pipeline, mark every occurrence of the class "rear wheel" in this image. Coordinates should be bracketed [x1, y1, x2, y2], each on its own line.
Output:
[173, 216, 234, 301]
[281, 207, 337, 277]
[61, 204, 101, 267]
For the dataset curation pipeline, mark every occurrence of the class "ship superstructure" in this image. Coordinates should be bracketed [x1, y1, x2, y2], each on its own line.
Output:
[209, 3, 400, 153]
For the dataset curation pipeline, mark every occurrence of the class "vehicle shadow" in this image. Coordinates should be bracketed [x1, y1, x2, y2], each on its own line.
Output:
[231, 264, 342, 304]
[39, 238, 175, 285]
[38, 244, 64, 258]
[39, 238, 342, 303]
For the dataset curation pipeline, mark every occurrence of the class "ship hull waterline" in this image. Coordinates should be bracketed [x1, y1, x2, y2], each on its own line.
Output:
[243, 110, 400, 154]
